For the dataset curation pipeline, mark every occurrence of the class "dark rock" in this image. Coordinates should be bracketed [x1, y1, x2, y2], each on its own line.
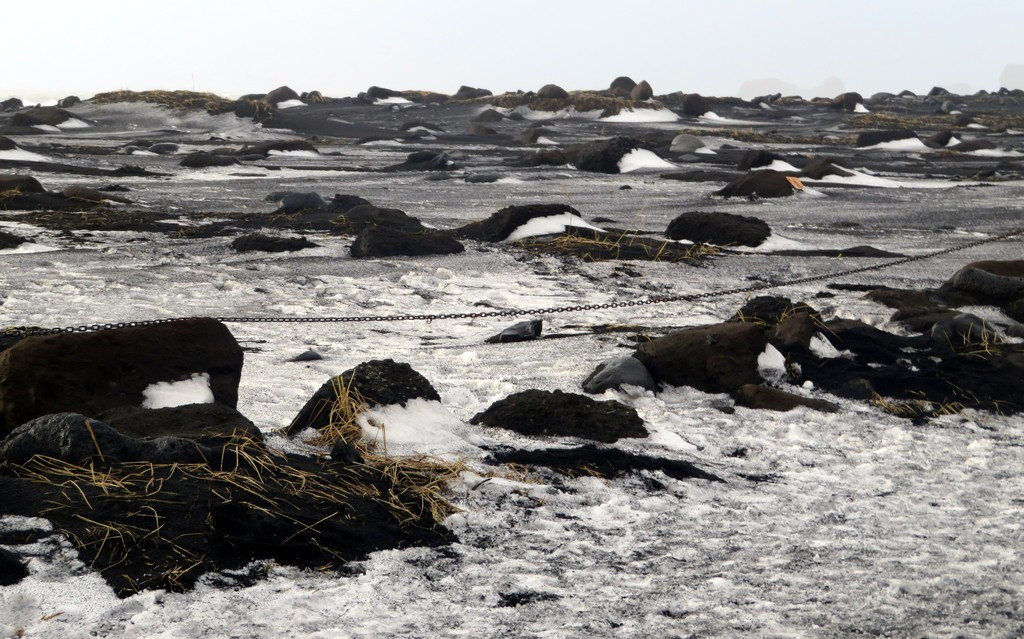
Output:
[515, 127, 548, 145]
[456, 203, 581, 241]
[148, 142, 180, 154]
[0, 174, 45, 193]
[582, 356, 656, 394]
[179, 151, 238, 168]
[367, 86, 405, 100]
[488, 444, 721, 482]
[58, 95, 81, 108]
[383, 150, 458, 172]
[1, 97, 24, 111]
[0, 135, 16, 151]
[801, 157, 853, 179]
[486, 320, 543, 344]
[0, 318, 243, 435]
[95, 402, 262, 444]
[330, 441, 363, 464]
[290, 349, 323, 363]
[563, 136, 646, 174]
[238, 140, 317, 157]
[350, 227, 464, 258]
[231, 233, 319, 253]
[62, 186, 132, 204]
[769, 312, 819, 351]
[831, 92, 864, 112]
[1005, 299, 1024, 323]
[469, 123, 498, 136]
[514, 149, 569, 167]
[470, 389, 646, 443]
[536, 84, 570, 99]
[681, 93, 709, 117]
[0, 547, 28, 586]
[0, 229, 27, 249]
[928, 86, 949, 97]
[734, 384, 839, 413]
[835, 377, 876, 400]
[630, 80, 654, 101]
[11, 106, 73, 127]
[950, 139, 998, 153]
[286, 360, 441, 435]
[953, 113, 975, 127]
[333, 204, 427, 235]
[737, 150, 782, 171]
[635, 323, 768, 394]
[666, 211, 770, 247]
[715, 170, 795, 199]
[609, 76, 637, 97]
[472, 108, 505, 123]
[930, 313, 994, 352]
[730, 296, 819, 326]
[946, 261, 1024, 305]
[453, 86, 492, 100]
[0, 413, 216, 465]
[265, 86, 300, 105]
[328, 194, 374, 214]
[399, 121, 445, 133]
[856, 129, 918, 147]
[276, 192, 327, 213]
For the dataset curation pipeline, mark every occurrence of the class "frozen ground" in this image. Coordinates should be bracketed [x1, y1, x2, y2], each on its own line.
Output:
[1, 99, 1023, 638]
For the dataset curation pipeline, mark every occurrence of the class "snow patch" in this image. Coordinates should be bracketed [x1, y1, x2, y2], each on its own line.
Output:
[600, 108, 678, 123]
[503, 213, 605, 241]
[757, 343, 787, 383]
[854, 103, 870, 113]
[267, 149, 320, 158]
[142, 373, 214, 409]
[763, 159, 800, 173]
[617, 148, 677, 173]
[32, 124, 60, 132]
[56, 118, 90, 129]
[356, 398, 482, 458]
[859, 137, 930, 152]
[0, 148, 51, 162]
[374, 97, 412, 105]
[275, 99, 306, 109]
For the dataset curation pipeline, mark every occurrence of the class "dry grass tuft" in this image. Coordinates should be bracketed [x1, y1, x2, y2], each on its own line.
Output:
[516, 229, 719, 263]
[90, 90, 235, 113]
[469, 91, 659, 117]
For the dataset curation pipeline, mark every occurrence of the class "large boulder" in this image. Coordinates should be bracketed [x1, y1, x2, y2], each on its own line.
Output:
[715, 169, 796, 199]
[453, 86, 492, 100]
[563, 136, 646, 174]
[0, 319, 244, 435]
[681, 93, 709, 117]
[470, 389, 647, 443]
[0, 547, 28, 586]
[944, 261, 1024, 305]
[0, 136, 16, 151]
[630, 80, 654, 101]
[831, 92, 864, 111]
[0, 174, 45, 194]
[582, 356, 657, 394]
[536, 84, 570, 99]
[0, 413, 217, 465]
[95, 402, 262, 443]
[11, 106, 73, 127]
[332, 204, 427, 235]
[635, 322, 768, 394]
[456, 203, 581, 242]
[0, 229, 27, 250]
[856, 129, 918, 148]
[231, 233, 319, 252]
[472, 108, 505, 123]
[666, 211, 771, 247]
[286, 359, 440, 435]
[275, 191, 328, 213]
[1, 98, 24, 111]
[608, 76, 637, 97]
[264, 85, 300, 106]
[367, 86, 405, 100]
[350, 227, 464, 258]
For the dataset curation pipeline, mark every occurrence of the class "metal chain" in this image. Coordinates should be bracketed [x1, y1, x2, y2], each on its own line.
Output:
[5, 227, 1022, 338]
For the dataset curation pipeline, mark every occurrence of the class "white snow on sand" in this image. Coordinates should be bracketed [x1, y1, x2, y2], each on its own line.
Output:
[967, 148, 1023, 158]
[31, 124, 61, 132]
[503, 212, 604, 241]
[267, 149, 320, 157]
[141, 373, 214, 408]
[600, 108, 678, 123]
[0, 148, 51, 162]
[275, 99, 306, 109]
[0, 242, 58, 255]
[763, 159, 800, 172]
[357, 398, 482, 458]
[617, 148, 677, 172]
[374, 97, 413, 105]
[854, 102, 870, 113]
[859, 137, 930, 152]
[56, 118, 90, 129]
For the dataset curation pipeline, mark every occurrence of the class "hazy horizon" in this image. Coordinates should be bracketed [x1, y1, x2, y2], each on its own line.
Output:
[4, 0, 1023, 103]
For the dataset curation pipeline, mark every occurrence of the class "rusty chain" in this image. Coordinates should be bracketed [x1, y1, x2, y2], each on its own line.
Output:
[4, 227, 1022, 338]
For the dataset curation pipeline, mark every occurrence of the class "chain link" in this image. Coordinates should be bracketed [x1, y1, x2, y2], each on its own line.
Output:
[5, 227, 1022, 338]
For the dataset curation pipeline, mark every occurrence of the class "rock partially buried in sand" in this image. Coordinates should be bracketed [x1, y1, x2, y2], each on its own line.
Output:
[582, 356, 657, 394]
[715, 169, 797, 199]
[349, 227, 464, 258]
[856, 129, 918, 148]
[456, 203, 583, 242]
[563, 136, 647, 174]
[11, 106, 75, 127]
[231, 233, 319, 253]
[733, 384, 839, 413]
[470, 389, 647, 443]
[485, 319, 543, 344]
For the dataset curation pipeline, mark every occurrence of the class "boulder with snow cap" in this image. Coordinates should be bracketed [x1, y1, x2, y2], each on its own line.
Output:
[470, 389, 647, 443]
[286, 359, 441, 436]
[456, 203, 583, 241]
[635, 322, 768, 394]
[0, 318, 243, 435]
[563, 136, 648, 174]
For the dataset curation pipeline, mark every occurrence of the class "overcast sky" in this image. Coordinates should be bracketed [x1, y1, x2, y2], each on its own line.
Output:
[6, 0, 1023, 101]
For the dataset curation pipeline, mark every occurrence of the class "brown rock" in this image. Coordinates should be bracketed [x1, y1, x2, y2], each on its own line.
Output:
[734, 384, 839, 413]
[635, 322, 767, 393]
